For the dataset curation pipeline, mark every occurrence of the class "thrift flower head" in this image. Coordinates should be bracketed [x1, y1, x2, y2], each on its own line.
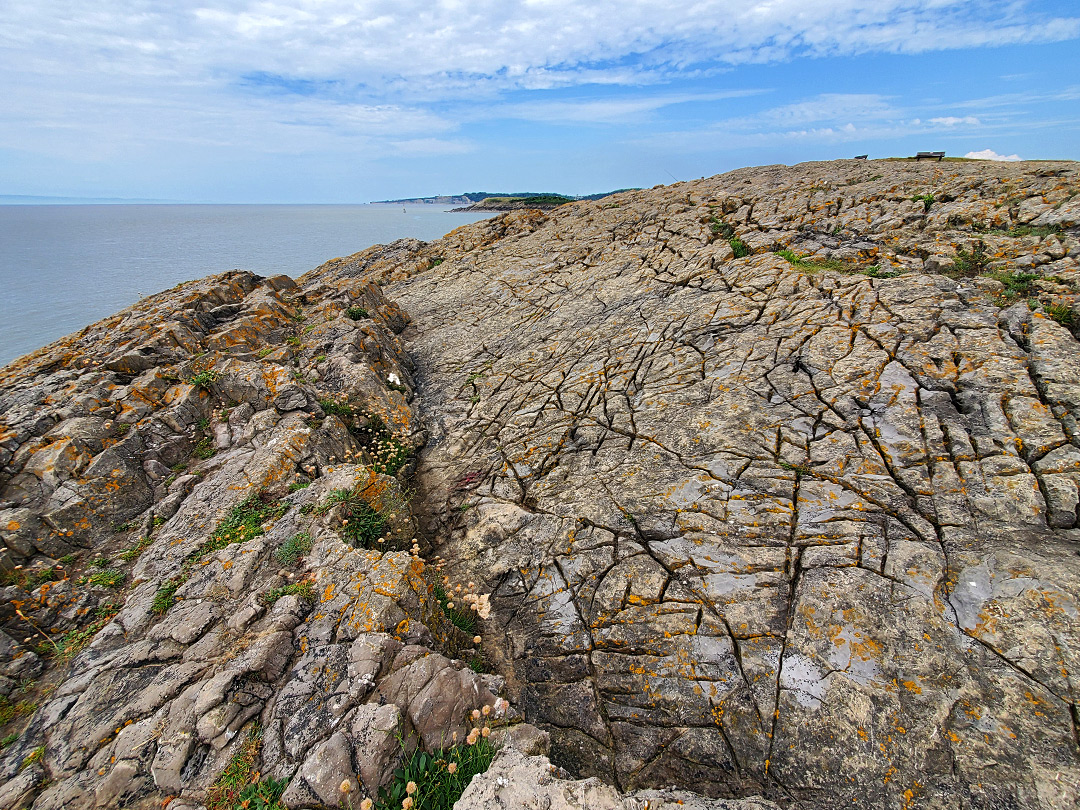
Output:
[448, 762, 458, 774]
[340, 779, 353, 793]
[406, 782, 417, 796]
[402, 798, 413, 810]
[360, 800, 373, 810]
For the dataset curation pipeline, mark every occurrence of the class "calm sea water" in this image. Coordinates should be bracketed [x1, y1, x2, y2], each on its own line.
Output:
[0, 204, 489, 367]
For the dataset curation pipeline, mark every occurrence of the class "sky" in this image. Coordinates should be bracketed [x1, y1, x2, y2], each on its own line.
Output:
[1, 0, 1079, 203]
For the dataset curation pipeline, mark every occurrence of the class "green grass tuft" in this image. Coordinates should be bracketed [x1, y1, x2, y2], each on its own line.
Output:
[274, 532, 313, 565]
[262, 581, 315, 605]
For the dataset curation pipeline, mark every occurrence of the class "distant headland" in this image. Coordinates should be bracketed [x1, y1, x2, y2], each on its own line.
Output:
[372, 189, 638, 211]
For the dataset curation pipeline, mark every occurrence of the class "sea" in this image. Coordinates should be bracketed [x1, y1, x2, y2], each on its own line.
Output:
[0, 204, 490, 368]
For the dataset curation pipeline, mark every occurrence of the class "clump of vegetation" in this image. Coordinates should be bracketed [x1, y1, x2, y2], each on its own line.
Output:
[319, 489, 389, 549]
[0, 732, 20, 750]
[912, 193, 935, 212]
[118, 536, 153, 561]
[352, 413, 411, 476]
[153, 491, 285, 615]
[274, 532, 313, 565]
[194, 436, 216, 460]
[973, 222, 1062, 238]
[189, 370, 218, 389]
[57, 604, 118, 661]
[774, 250, 846, 273]
[0, 695, 37, 726]
[199, 492, 287, 559]
[861, 265, 901, 279]
[431, 582, 476, 634]
[948, 241, 989, 277]
[375, 736, 496, 810]
[1046, 301, 1075, 328]
[729, 237, 751, 259]
[317, 396, 412, 476]
[709, 216, 734, 239]
[779, 460, 813, 476]
[987, 269, 1039, 302]
[152, 577, 185, 615]
[346, 306, 369, 320]
[319, 397, 354, 417]
[20, 744, 45, 770]
[234, 777, 289, 810]
[205, 725, 277, 810]
[77, 568, 125, 589]
[262, 580, 315, 605]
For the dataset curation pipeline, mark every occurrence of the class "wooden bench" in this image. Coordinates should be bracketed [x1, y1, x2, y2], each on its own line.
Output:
[915, 151, 945, 161]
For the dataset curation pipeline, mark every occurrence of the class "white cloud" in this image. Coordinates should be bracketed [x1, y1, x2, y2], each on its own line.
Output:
[2, 1, 1078, 99]
[930, 116, 981, 126]
[965, 149, 1022, 161]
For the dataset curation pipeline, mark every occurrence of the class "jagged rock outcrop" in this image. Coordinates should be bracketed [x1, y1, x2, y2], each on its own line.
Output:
[309, 158, 1080, 809]
[0, 271, 509, 809]
[2, 158, 1080, 810]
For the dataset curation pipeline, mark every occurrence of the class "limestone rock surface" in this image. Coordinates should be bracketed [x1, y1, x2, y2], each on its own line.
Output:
[313, 159, 1080, 809]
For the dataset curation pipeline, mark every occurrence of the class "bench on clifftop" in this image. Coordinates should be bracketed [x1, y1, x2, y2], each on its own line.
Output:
[915, 151, 945, 161]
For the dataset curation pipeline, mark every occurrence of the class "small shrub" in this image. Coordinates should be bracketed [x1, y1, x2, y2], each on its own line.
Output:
[90, 556, 110, 569]
[345, 306, 369, 320]
[262, 581, 315, 605]
[189, 370, 218, 389]
[257, 347, 274, 358]
[314, 354, 327, 364]
[0, 732, 19, 749]
[274, 532, 313, 565]
[287, 481, 311, 493]
[729, 237, 750, 259]
[285, 335, 302, 348]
